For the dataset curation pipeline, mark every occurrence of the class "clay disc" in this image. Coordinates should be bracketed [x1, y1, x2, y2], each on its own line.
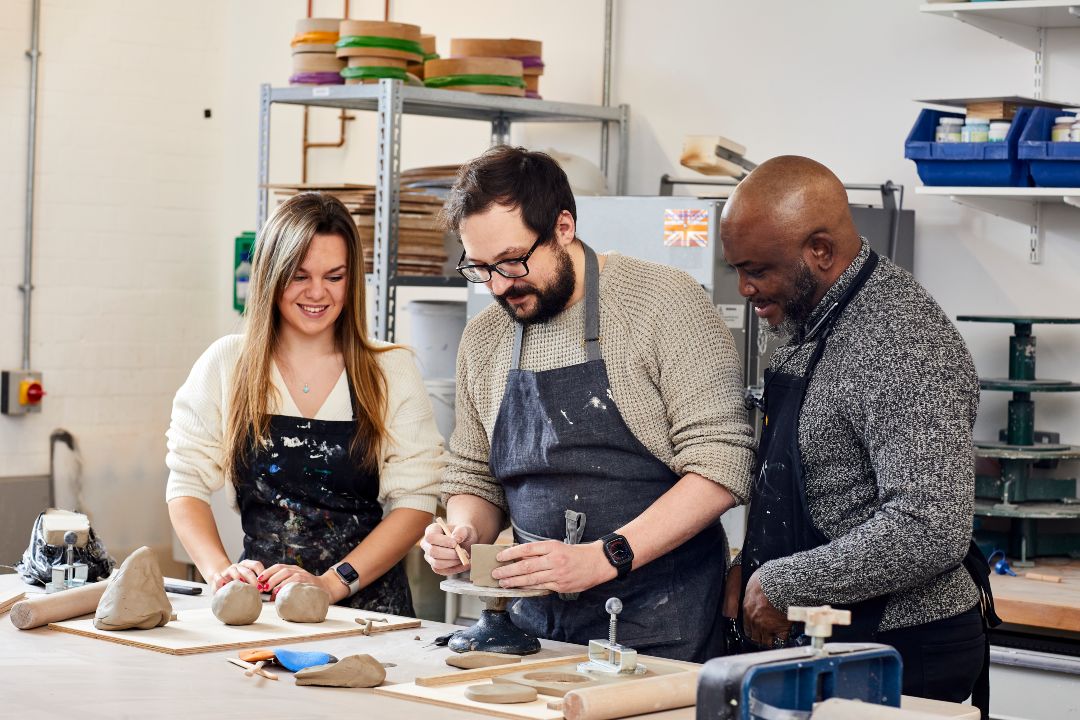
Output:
[464, 683, 538, 704]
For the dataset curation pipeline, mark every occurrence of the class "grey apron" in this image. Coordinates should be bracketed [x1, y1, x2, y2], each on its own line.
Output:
[488, 243, 728, 662]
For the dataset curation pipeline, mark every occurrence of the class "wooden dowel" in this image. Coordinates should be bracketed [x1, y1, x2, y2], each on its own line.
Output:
[1026, 572, 1063, 583]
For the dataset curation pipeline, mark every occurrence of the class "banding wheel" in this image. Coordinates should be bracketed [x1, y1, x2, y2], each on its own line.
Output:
[440, 578, 551, 655]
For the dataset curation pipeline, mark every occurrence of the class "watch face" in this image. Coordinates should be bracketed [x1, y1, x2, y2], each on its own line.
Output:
[605, 537, 632, 565]
[337, 562, 359, 584]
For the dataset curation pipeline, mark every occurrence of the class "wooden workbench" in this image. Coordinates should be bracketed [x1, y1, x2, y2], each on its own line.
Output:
[988, 559, 1080, 632]
[0, 575, 981, 719]
[0, 575, 689, 720]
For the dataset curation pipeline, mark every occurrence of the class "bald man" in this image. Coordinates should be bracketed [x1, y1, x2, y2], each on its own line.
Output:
[719, 156, 998, 715]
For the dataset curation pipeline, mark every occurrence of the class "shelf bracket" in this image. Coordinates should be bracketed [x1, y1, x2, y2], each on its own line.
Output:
[948, 195, 1037, 226]
[949, 11, 1041, 51]
[257, 83, 272, 231]
[1063, 195, 1080, 210]
[1029, 202, 1043, 265]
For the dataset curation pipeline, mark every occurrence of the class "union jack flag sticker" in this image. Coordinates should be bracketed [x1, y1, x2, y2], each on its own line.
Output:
[663, 208, 710, 248]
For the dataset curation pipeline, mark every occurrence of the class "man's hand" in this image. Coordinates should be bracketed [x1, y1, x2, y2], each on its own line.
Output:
[421, 521, 477, 576]
[492, 541, 617, 594]
[742, 569, 791, 647]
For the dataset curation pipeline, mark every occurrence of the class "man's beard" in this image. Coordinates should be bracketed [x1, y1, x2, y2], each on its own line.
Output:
[769, 261, 820, 344]
[495, 243, 576, 325]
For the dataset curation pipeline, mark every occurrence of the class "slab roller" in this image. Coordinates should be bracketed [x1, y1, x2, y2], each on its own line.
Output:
[439, 578, 550, 655]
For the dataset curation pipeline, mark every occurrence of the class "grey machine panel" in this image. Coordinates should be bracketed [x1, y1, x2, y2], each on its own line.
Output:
[465, 195, 914, 395]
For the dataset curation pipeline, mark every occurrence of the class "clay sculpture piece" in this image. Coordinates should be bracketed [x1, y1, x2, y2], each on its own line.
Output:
[211, 580, 262, 625]
[274, 583, 330, 623]
[469, 544, 512, 588]
[93, 546, 173, 631]
[464, 683, 538, 704]
[294, 654, 386, 688]
[446, 651, 523, 669]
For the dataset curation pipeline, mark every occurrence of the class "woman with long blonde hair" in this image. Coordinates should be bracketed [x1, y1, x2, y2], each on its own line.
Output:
[166, 192, 443, 614]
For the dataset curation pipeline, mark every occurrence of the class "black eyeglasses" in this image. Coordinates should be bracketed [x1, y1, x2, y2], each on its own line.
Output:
[456, 235, 546, 283]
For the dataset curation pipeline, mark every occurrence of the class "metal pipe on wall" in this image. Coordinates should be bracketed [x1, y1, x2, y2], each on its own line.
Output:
[21, 0, 41, 370]
[599, 0, 613, 184]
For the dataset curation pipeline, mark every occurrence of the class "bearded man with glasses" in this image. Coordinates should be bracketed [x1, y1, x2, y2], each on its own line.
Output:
[420, 146, 754, 662]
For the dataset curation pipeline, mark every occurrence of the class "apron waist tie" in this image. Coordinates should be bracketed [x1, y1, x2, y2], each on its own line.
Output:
[510, 512, 587, 601]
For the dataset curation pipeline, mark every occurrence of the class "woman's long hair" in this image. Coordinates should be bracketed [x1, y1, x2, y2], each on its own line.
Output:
[222, 192, 393, 485]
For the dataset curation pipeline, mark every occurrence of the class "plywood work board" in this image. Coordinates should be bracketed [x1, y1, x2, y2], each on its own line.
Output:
[49, 604, 420, 655]
[376, 653, 698, 720]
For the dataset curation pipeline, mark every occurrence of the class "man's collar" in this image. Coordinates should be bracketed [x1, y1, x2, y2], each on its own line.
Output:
[798, 238, 871, 340]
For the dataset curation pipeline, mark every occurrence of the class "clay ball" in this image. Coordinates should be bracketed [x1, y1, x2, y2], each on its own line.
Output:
[275, 583, 330, 623]
[212, 580, 262, 626]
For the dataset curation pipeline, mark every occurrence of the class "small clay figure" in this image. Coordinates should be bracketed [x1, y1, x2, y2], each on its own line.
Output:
[294, 654, 385, 688]
[93, 546, 173, 631]
[274, 583, 330, 623]
[212, 580, 262, 625]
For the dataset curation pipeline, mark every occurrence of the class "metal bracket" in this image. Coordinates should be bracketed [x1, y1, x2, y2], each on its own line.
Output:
[256, 83, 272, 233]
[1034, 28, 1046, 99]
[1030, 203, 1043, 264]
[949, 11, 1041, 51]
[948, 195, 1044, 264]
[490, 114, 511, 146]
[373, 79, 403, 342]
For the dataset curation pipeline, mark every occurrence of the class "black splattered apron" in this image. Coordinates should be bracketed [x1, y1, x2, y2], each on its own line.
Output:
[489, 243, 728, 663]
[235, 406, 413, 616]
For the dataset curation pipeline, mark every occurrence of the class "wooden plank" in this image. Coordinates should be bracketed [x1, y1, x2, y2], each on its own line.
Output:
[49, 605, 420, 655]
[378, 681, 564, 720]
[416, 654, 590, 687]
[989, 559, 1080, 632]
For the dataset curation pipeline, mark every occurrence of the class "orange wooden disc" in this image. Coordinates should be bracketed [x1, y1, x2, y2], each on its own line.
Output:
[238, 648, 276, 663]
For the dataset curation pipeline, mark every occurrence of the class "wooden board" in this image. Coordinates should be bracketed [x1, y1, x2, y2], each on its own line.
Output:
[49, 605, 420, 655]
[0, 588, 27, 615]
[377, 653, 698, 720]
[989, 558, 1080, 632]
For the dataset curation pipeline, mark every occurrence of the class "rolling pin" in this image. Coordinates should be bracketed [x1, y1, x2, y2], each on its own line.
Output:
[9, 581, 109, 630]
[561, 670, 699, 720]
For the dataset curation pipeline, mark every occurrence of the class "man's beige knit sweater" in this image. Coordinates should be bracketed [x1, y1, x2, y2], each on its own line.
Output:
[443, 251, 755, 508]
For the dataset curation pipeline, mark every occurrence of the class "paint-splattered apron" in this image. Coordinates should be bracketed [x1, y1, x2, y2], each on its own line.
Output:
[489, 243, 728, 662]
[235, 412, 413, 615]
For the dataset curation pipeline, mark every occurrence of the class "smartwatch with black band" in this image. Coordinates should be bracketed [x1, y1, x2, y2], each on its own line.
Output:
[333, 561, 360, 597]
[599, 533, 634, 580]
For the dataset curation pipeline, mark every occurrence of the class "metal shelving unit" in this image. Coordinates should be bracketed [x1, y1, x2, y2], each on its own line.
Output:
[257, 81, 629, 340]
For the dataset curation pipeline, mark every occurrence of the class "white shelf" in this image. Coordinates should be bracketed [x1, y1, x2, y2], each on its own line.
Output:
[915, 186, 1080, 249]
[921, 1, 1080, 50]
[916, 186, 1080, 200]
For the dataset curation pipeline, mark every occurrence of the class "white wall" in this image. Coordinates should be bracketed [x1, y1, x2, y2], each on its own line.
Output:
[2, 0, 1078, 561]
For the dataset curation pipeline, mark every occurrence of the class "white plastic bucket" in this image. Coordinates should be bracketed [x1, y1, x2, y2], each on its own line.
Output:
[407, 300, 467, 379]
[425, 379, 456, 444]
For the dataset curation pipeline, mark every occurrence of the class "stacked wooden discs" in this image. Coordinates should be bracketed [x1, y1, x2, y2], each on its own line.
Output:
[290, 18, 345, 85]
[269, 183, 449, 277]
[407, 34, 439, 80]
[450, 38, 544, 98]
[336, 20, 424, 85]
[423, 57, 525, 97]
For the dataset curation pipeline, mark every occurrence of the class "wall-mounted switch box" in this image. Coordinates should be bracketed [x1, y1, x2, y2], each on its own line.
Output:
[1, 370, 45, 415]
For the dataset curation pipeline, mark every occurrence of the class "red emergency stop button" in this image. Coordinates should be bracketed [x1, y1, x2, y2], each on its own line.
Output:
[20, 380, 45, 405]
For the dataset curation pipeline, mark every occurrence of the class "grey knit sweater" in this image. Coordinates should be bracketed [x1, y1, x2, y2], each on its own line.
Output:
[756, 240, 982, 632]
[443, 251, 756, 509]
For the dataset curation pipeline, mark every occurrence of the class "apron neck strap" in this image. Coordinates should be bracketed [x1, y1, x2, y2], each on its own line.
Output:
[511, 242, 602, 369]
[804, 249, 880, 370]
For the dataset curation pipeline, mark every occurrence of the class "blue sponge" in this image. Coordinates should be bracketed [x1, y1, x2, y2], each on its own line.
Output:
[273, 648, 338, 672]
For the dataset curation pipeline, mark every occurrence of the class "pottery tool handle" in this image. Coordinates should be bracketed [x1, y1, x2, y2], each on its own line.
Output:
[1026, 572, 1063, 583]
[9, 581, 109, 630]
[435, 517, 470, 566]
[561, 670, 698, 720]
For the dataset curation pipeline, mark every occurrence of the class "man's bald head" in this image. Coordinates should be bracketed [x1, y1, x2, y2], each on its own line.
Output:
[720, 156, 862, 336]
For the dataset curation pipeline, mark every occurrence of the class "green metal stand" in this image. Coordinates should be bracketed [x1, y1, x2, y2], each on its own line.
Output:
[958, 316, 1080, 562]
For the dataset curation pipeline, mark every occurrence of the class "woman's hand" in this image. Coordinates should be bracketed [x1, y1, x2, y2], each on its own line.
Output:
[259, 563, 349, 603]
[210, 559, 265, 593]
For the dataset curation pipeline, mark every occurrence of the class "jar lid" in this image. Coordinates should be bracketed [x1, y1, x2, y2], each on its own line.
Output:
[989, 121, 1011, 129]
[1054, 116, 1076, 124]
[964, 118, 990, 126]
[939, 117, 964, 125]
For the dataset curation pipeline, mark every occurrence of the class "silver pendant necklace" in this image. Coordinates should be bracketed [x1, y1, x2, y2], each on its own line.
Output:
[302, 383, 310, 394]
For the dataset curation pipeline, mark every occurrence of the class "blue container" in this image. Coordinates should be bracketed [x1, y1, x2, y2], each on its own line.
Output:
[1018, 106, 1080, 188]
[904, 107, 1033, 187]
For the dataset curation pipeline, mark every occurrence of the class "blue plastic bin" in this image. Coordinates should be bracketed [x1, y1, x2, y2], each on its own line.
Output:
[1018, 107, 1080, 188]
[904, 107, 1033, 187]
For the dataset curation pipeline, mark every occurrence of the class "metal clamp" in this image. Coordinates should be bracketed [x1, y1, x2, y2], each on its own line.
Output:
[577, 598, 646, 675]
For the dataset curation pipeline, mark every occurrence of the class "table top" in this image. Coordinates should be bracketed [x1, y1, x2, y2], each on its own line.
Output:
[0, 575, 689, 720]
[988, 559, 1080, 633]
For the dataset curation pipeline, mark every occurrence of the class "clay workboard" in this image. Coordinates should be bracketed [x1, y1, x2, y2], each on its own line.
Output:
[375, 653, 697, 720]
[49, 605, 419, 655]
